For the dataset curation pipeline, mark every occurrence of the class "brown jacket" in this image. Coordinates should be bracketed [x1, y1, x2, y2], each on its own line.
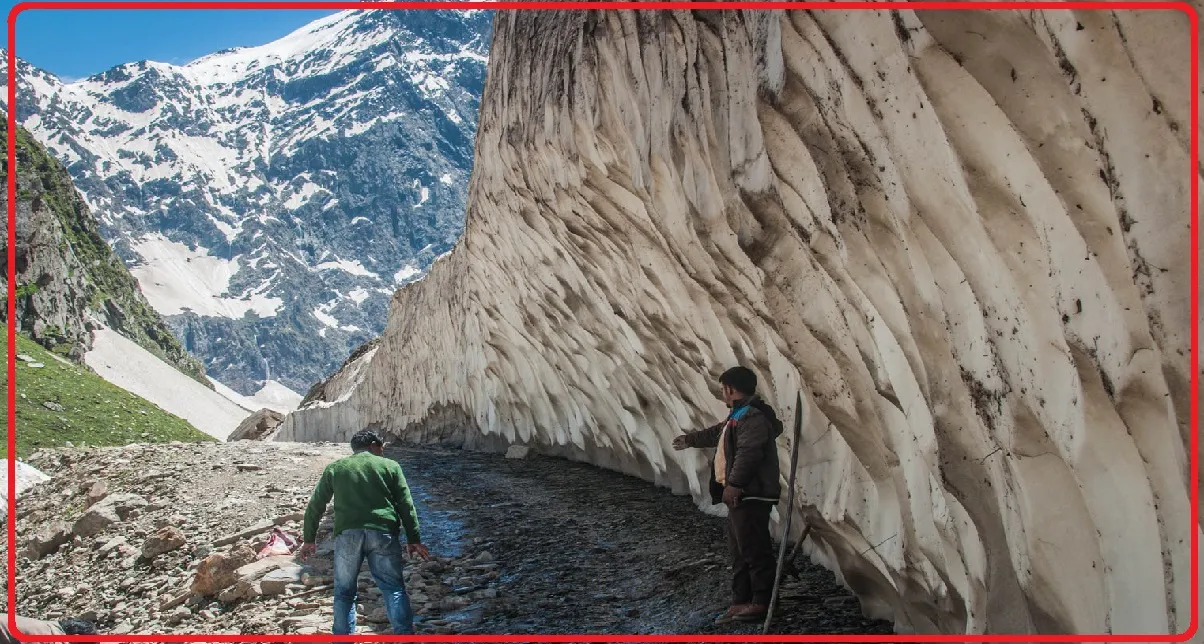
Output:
[684, 396, 784, 505]
[0, 614, 65, 644]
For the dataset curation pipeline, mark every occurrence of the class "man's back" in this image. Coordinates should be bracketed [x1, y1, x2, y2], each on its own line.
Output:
[303, 451, 421, 545]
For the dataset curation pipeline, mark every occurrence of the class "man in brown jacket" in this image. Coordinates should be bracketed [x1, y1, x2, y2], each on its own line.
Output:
[673, 366, 784, 625]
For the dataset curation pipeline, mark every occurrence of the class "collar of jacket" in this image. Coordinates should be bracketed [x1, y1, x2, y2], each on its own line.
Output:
[729, 395, 758, 412]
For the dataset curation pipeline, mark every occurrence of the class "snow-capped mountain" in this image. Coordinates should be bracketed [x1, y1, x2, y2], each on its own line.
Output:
[2, 8, 493, 395]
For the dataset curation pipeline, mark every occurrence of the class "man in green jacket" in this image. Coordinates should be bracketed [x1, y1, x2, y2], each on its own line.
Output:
[297, 429, 430, 637]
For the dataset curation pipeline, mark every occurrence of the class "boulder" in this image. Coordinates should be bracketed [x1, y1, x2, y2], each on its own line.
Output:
[504, 445, 530, 460]
[24, 522, 71, 560]
[72, 493, 147, 537]
[259, 565, 304, 595]
[189, 544, 258, 597]
[84, 480, 108, 508]
[228, 409, 286, 442]
[141, 526, 186, 559]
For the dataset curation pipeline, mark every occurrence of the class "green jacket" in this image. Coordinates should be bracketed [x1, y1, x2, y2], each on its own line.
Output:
[302, 451, 422, 545]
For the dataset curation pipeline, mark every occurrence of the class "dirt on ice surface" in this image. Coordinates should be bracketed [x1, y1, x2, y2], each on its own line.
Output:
[3, 441, 894, 639]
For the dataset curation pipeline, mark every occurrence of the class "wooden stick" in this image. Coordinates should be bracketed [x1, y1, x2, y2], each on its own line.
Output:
[788, 523, 813, 563]
[288, 584, 333, 599]
[763, 391, 804, 635]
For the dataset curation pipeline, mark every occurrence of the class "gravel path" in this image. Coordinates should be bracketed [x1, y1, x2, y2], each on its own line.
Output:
[393, 444, 896, 638]
[4, 440, 896, 640]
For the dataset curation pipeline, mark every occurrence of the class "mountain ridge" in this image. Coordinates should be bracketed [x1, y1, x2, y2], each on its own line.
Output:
[1, 8, 493, 395]
[1, 119, 209, 384]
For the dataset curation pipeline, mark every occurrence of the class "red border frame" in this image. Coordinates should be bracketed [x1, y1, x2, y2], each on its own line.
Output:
[4, 1, 1198, 642]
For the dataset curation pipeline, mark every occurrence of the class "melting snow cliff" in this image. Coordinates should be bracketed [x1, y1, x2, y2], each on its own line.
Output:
[279, 7, 1201, 636]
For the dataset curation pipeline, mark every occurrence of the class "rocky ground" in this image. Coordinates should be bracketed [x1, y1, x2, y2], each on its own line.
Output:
[2, 440, 896, 640]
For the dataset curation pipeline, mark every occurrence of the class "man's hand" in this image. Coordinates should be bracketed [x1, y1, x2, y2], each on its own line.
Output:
[406, 543, 431, 560]
[722, 485, 743, 508]
[296, 542, 317, 561]
[672, 435, 690, 451]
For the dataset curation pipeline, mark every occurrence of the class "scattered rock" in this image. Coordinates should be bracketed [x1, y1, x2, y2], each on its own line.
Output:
[159, 590, 190, 612]
[261, 565, 304, 595]
[72, 504, 120, 538]
[164, 605, 191, 625]
[504, 445, 530, 460]
[190, 544, 258, 597]
[228, 409, 286, 442]
[42, 401, 65, 412]
[234, 555, 295, 586]
[274, 512, 303, 525]
[213, 519, 275, 547]
[84, 480, 109, 508]
[24, 522, 71, 560]
[218, 580, 259, 603]
[141, 526, 186, 559]
[97, 536, 129, 557]
[6, 444, 568, 635]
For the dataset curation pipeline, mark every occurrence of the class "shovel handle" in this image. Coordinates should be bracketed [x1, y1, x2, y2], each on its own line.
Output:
[763, 391, 805, 635]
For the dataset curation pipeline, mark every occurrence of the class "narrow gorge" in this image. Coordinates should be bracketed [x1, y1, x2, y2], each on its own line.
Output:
[279, 7, 1201, 636]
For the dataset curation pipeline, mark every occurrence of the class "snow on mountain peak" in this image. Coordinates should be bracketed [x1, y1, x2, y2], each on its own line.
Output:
[4, 8, 493, 395]
[181, 11, 383, 86]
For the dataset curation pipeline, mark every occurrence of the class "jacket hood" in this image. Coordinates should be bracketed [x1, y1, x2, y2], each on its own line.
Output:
[744, 396, 785, 437]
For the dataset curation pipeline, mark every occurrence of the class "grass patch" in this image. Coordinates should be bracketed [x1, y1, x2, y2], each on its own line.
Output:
[1, 333, 216, 458]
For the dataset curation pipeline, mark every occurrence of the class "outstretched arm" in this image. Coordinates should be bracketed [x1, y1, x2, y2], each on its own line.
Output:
[673, 421, 725, 450]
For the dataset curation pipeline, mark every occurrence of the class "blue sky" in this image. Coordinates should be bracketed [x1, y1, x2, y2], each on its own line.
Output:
[3, 1, 340, 81]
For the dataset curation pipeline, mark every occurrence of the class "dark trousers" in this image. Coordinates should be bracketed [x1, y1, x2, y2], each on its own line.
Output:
[727, 500, 775, 605]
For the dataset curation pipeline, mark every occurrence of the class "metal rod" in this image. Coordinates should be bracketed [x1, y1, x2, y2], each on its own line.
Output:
[763, 390, 804, 635]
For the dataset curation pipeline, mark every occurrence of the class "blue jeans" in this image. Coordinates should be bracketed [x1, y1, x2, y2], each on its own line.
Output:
[332, 529, 415, 637]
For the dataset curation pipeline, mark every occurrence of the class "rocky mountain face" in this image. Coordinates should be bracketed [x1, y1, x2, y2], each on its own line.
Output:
[1, 8, 492, 395]
[280, 6, 1201, 637]
[1, 120, 207, 383]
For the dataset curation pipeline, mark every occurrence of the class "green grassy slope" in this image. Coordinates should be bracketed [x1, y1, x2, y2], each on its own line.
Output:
[2, 333, 216, 458]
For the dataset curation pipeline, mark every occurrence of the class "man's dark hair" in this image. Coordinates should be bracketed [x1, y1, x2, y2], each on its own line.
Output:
[719, 366, 757, 396]
[59, 619, 96, 635]
[350, 429, 385, 452]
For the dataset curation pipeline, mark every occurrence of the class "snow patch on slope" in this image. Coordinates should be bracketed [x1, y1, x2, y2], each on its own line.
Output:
[179, 11, 382, 86]
[210, 378, 303, 414]
[0, 461, 50, 520]
[283, 182, 328, 210]
[393, 264, 421, 284]
[129, 235, 283, 318]
[312, 299, 361, 332]
[84, 328, 248, 440]
[315, 258, 379, 279]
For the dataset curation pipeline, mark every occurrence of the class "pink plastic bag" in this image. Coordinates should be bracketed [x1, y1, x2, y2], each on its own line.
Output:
[257, 527, 299, 559]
